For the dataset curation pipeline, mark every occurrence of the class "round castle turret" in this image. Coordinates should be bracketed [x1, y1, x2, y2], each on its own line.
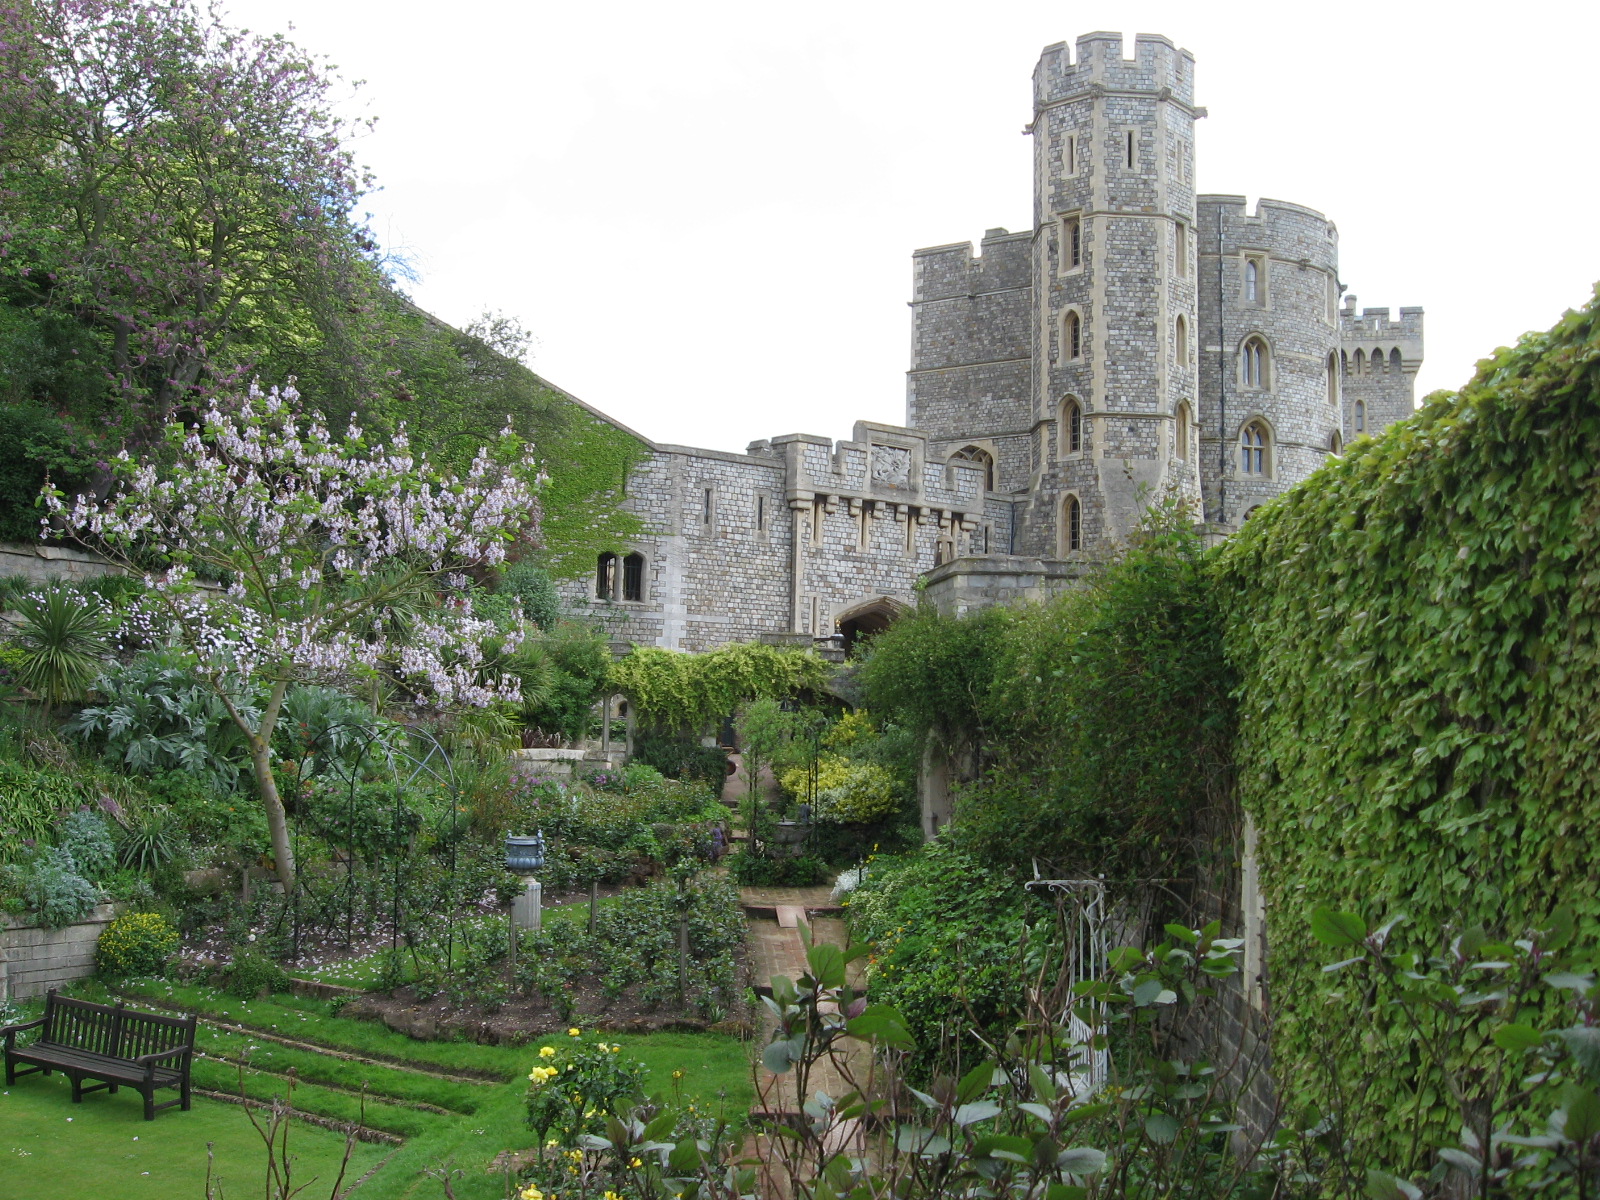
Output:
[1196, 196, 1343, 525]
[1017, 32, 1203, 556]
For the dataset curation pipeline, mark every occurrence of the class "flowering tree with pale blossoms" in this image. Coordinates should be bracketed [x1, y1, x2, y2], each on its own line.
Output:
[44, 383, 543, 884]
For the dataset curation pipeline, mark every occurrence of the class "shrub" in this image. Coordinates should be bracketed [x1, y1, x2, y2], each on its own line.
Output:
[219, 947, 292, 999]
[115, 808, 181, 872]
[727, 851, 829, 887]
[97, 910, 178, 976]
[2, 846, 99, 927]
[525, 1030, 649, 1146]
[630, 733, 728, 793]
[56, 809, 115, 880]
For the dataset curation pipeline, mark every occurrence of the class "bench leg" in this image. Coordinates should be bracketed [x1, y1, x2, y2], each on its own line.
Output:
[108, 1083, 119, 1094]
[181, 1076, 192, 1112]
[143, 1088, 155, 1121]
[4, 1058, 12, 1086]
[71, 1074, 83, 1103]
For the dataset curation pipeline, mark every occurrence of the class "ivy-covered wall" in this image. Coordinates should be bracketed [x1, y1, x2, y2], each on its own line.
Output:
[1212, 284, 1600, 1169]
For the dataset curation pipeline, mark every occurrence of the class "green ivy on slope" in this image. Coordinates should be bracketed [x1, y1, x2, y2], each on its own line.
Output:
[1212, 282, 1600, 1173]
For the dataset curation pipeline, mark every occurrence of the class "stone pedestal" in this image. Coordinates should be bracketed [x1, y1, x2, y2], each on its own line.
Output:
[511, 879, 543, 932]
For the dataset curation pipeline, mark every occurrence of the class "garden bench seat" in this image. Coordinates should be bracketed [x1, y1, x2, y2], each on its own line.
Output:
[1, 989, 196, 1120]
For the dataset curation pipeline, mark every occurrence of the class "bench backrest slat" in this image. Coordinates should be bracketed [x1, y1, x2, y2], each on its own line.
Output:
[39, 992, 195, 1059]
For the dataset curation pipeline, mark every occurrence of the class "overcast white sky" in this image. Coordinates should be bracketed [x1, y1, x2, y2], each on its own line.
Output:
[228, 0, 1600, 454]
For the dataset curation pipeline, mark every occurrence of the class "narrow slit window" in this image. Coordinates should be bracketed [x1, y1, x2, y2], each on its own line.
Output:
[1355, 400, 1366, 433]
[1065, 133, 1076, 175]
[1244, 259, 1259, 305]
[1175, 223, 1187, 276]
[1175, 315, 1188, 364]
[1126, 130, 1135, 168]
[812, 500, 825, 546]
[857, 503, 871, 551]
[756, 494, 765, 531]
[1063, 215, 1081, 270]
[702, 487, 713, 525]
[1065, 311, 1082, 360]
[622, 553, 644, 602]
[1065, 496, 1082, 552]
[1176, 403, 1190, 460]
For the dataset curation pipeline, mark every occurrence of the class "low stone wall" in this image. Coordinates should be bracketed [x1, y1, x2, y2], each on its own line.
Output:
[0, 903, 118, 1000]
[509, 747, 626, 782]
[0, 542, 125, 585]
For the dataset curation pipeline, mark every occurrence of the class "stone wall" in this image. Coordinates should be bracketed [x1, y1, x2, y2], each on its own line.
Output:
[0, 543, 124, 586]
[0, 903, 117, 1000]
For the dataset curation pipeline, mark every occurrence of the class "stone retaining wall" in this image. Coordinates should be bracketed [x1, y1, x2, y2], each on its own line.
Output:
[0, 542, 124, 585]
[0, 903, 118, 1000]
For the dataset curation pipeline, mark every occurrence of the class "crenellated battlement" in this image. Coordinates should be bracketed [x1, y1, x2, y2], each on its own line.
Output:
[1034, 31, 1196, 111]
[1340, 298, 1424, 361]
[911, 228, 1032, 303]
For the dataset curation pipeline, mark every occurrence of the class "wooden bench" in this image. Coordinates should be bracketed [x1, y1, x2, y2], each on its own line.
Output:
[2, 990, 196, 1120]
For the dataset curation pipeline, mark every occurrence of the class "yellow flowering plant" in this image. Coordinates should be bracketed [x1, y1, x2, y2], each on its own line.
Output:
[525, 1033, 647, 1147]
[95, 910, 178, 976]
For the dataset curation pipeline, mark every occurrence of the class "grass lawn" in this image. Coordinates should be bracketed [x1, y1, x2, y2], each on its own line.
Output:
[24, 979, 756, 1199]
[0, 1080, 389, 1200]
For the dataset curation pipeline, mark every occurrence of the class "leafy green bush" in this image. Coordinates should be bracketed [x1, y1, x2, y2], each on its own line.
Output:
[847, 841, 1044, 1073]
[97, 910, 179, 976]
[219, 947, 293, 999]
[727, 851, 829, 887]
[0, 759, 86, 861]
[630, 732, 728, 794]
[69, 647, 259, 789]
[56, 808, 115, 879]
[1, 846, 99, 926]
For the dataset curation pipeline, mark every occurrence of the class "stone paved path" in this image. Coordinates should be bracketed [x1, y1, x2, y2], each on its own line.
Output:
[740, 885, 869, 1123]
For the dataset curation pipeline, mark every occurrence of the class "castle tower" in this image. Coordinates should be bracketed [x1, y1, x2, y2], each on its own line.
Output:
[1018, 32, 1203, 555]
[1337, 298, 1423, 443]
[1195, 197, 1343, 525]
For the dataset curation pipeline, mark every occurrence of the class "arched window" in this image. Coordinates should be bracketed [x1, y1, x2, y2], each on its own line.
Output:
[1329, 431, 1343, 455]
[1240, 421, 1269, 475]
[1390, 348, 1403, 374]
[1175, 315, 1188, 364]
[1353, 349, 1365, 376]
[1244, 259, 1259, 304]
[1061, 396, 1083, 455]
[1354, 400, 1366, 433]
[622, 552, 645, 602]
[1064, 495, 1082, 553]
[1241, 337, 1269, 389]
[595, 552, 617, 601]
[1327, 353, 1338, 405]
[950, 445, 995, 491]
[1175, 403, 1191, 461]
[1375, 347, 1388, 374]
[1064, 310, 1082, 361]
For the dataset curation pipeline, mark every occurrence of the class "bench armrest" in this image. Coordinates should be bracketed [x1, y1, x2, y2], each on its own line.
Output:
[2, 1017, 46, 1046]
[135, 1045, 191, 1067]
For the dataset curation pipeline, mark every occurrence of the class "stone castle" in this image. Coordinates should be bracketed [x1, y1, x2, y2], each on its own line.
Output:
[556, 32, 1424, 649]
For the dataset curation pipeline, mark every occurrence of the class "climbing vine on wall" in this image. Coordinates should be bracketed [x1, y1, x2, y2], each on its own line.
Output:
[609, 641, 831, 733]
[534, 401, 647, 580]
[1212, 282, 1600, 1174]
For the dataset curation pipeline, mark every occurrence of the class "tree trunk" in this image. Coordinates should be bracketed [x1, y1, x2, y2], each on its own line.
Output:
[249, 678, 294, 886]
[250, 736, 296, 888]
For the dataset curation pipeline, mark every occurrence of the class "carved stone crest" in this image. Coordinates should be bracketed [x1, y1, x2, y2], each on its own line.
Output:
[871, 446, 912, 488]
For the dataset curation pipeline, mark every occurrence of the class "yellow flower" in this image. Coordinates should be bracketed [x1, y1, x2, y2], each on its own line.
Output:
[628, 1157, 643, 1169]
[605, 1193, 623, 1200]
[520, 1188, 544, 1200]
[546, 1138, 560, 1148]
[608, 1044, 620, 1053]
[566, 1149, 583, 1161]
[568, 1027, 581, 1037]
[539, 1045, 557, 1059]
[671, 1069, 684, 1080]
